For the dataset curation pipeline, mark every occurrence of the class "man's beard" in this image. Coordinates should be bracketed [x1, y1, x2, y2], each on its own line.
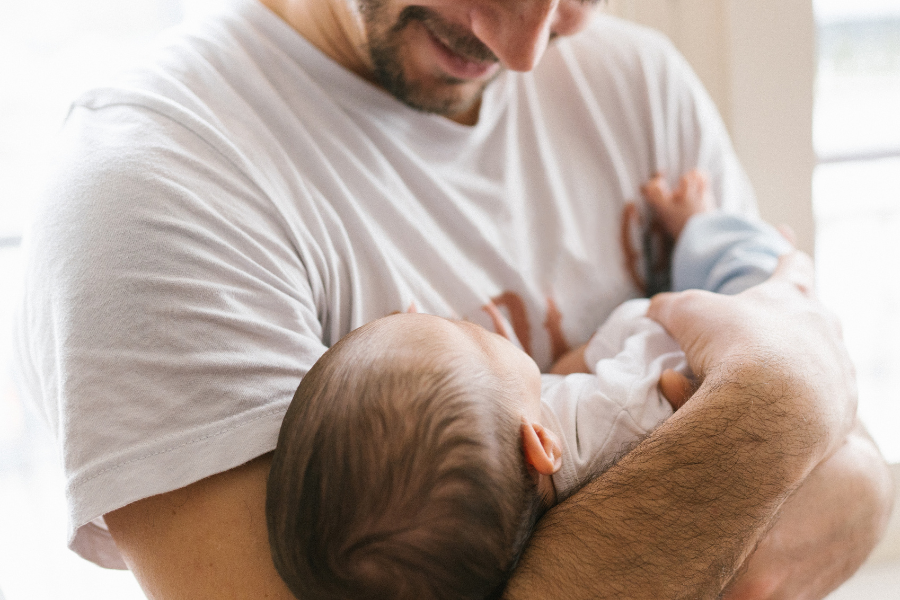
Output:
[356, 2, 503, 117]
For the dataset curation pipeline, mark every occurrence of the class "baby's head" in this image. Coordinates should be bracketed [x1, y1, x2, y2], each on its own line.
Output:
[267, 313, 561, 600]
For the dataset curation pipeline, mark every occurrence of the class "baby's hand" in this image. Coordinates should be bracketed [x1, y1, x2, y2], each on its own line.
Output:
[642, 170, 715, 239]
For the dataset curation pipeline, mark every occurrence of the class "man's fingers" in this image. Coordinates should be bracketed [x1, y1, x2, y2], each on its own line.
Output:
[770, 251, 815, 297]
[648, 289, 713, 336]
[646, 291, 683, 337]
[646, 291, 677, 330]
[649, 252, 824, 381]
[647, 289, 723, 374]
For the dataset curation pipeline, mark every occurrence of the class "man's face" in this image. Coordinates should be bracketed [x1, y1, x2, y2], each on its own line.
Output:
[354, 0, 598, 119]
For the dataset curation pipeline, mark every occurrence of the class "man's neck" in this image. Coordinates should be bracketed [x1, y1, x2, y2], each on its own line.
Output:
[258, 0, 373, 82]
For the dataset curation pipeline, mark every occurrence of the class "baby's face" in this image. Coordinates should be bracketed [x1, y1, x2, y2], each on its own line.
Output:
[371, 313, 543, 419]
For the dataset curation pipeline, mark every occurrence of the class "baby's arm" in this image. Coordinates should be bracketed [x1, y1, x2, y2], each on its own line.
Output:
[541, 299, 689, 499]
[645, 168, 792, 295]
[548, 343, 589, 375]
[544, 170, 785, 499]
[548, 169, 713, 390]
[549, 168, 712, 390]
[550, 333, 691, 411]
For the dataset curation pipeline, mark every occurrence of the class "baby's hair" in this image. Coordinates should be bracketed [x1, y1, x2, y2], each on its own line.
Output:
[267, 318, 544, 600]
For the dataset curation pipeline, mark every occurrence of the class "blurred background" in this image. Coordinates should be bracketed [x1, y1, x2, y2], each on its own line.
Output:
[1, 0, 898, 597]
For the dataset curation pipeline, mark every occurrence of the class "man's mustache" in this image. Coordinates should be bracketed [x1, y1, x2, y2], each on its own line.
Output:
[392, 6, 499, 63]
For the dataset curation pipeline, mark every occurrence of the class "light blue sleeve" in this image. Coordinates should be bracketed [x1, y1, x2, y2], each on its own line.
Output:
[671, 212, 792, 295]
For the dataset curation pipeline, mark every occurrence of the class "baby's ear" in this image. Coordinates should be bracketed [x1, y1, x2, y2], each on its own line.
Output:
[521, 419, 562, 475]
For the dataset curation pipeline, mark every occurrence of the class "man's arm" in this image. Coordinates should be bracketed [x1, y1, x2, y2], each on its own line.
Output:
[107, 253, 890, 599]
[505, 362, 828, 598]
[723, 419, 893, 600]
[503, 253, 890, 599]
[105, 454, 296, 600]
[106, 416, 889, 600]
[545, 270, 892, 598]
[504, 415, 891, 600]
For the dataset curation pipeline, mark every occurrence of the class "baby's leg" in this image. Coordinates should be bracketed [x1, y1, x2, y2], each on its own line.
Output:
[642, 170, 715, 239]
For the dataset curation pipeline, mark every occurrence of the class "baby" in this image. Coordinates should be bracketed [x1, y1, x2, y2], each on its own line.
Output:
[266, 171, 791, 600]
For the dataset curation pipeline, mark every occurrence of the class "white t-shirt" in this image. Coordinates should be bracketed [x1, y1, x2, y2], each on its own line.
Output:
[542, 212, 790, 496]
[13, 0, 756, 568]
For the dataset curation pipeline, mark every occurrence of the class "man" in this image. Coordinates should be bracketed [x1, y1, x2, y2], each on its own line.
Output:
[15, 0, 892, 597]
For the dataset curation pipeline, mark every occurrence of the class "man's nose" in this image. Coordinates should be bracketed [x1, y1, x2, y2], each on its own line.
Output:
[469, 0, 594, 72]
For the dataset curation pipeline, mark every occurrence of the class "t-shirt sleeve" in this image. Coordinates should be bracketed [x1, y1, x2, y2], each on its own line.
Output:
[14, 99, 326, 566]
[672, 212, 792, 294]
[541, 299, 683, 499]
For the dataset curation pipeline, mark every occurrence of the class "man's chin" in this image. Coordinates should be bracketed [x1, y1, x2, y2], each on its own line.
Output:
[389, 75, 495, 120]
[404, 89, 481, 118]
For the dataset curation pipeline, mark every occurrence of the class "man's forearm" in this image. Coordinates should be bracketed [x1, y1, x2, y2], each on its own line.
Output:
[106, 454, 298, 600]
[505, 360, 835, 599]
[505, 254, 873, 599]
[723, 420, 894, 600]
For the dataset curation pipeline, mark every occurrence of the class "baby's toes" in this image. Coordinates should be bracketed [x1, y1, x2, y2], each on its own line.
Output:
[681, 170, 708, 195]
[641, 174, 672, 207]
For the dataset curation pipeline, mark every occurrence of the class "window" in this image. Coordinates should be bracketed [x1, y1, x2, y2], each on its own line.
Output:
[813, 0, 900, 462]
[0, 1, 209, 596]
[608, 0, 900, 464]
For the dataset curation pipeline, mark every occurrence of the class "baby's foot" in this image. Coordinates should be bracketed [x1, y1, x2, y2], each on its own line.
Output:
[642, 170, 715, 239]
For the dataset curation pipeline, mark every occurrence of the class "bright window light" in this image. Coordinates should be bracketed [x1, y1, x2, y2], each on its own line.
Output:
[813, 3, 900, 462]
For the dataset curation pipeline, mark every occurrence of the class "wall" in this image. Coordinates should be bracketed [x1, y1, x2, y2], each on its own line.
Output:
[607, 0, 818, 254]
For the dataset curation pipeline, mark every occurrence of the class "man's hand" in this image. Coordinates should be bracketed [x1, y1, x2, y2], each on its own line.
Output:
[647, 250, 892, 599]
[648, 251, 857, 463]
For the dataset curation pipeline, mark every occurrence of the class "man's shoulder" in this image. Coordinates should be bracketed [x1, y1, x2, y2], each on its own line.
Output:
[540, 11, 696, 114]
[68, 0, 300, 132]
[55, 3, 313, 215]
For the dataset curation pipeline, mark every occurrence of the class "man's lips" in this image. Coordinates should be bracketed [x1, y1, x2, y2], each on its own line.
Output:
[422, 26, 499, 81]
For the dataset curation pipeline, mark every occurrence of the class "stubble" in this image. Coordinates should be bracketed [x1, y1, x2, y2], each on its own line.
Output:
[355, 1, 502, 117]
